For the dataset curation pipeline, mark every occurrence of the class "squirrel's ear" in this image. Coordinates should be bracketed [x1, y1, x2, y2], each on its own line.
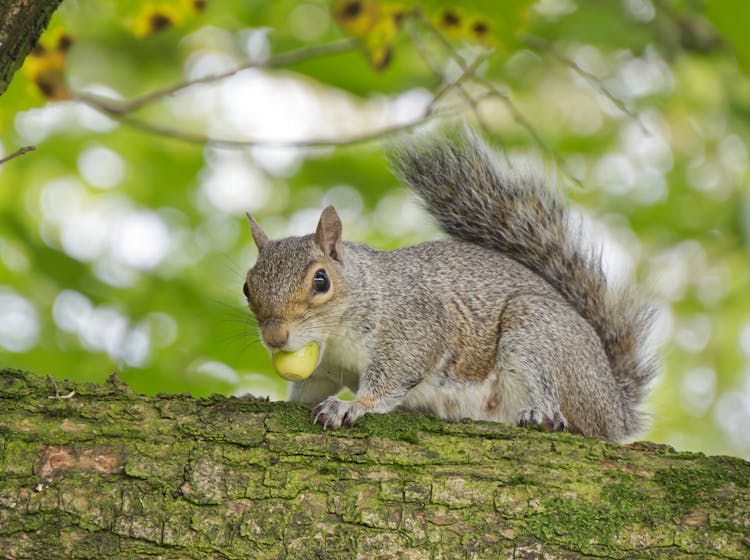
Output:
[315, 205, 343, 263]
[246, 212, 269, 252]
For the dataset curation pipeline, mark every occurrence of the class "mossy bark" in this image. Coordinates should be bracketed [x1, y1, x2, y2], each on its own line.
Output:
[0, 369, 748, 559]
[0, 0, 64, 95]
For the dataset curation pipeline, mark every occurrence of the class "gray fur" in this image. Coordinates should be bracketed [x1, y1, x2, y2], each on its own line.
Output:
[245, 130, 657, 441]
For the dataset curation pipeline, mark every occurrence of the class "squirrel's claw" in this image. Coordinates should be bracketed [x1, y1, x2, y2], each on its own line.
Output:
[517, 408, 568, 433]
[312, 396, 367, 430]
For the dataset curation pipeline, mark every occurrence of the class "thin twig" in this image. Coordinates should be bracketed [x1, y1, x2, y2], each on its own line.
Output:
[405, 18, 445, 79]
[0, 145, 36, 165]
[103, 105, 455, 149]
[406, 17, 492, 133]
[72, 36, 454, 149]
[414, 15, 582, 186]
[415, 16, 549, 147]
[473, 78, 551, 150]
[523, 34, 648, 134]
[429, 50, 490, 110]
[47, 374, 75, 400]
[73, 38, 357, 115]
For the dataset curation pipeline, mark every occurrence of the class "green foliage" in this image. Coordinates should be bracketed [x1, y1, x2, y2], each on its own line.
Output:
[704, 1, 750, 72]
[1, 0, 749, 462]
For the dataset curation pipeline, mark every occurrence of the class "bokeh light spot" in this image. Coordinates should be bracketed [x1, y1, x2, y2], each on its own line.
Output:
[78, 145, 126, 190]
[0, 289, 40, 352]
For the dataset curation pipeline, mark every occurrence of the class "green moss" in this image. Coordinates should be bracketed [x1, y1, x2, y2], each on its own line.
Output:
[523, 479, 675, 553]
[653, 464, 736, 510]
[266, 402, 447, 443]
[318, 462, 339, 475]
[174, 405, 267, 447]
[356, 410, 445, 444]
[525, 495, 621, 550]
[263, 401, 318, 433]
[506, 472, 533, 486]
[123, 445, 187, 484]
[600, 482, 671, 525]
[2, 439, 37, 476]
[715, 455, 750, 487]
[0, 369, 36, 397]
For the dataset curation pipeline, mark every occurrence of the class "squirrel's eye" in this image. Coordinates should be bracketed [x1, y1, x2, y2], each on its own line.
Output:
[312, 269, 330, 294]
[242, 281, 250, 299]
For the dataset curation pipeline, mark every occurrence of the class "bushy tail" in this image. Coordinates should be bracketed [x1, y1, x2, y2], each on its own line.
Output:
[388, 129, 657, 429]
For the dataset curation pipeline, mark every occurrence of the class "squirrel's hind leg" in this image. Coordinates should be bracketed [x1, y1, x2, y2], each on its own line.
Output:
[492, 295, 577, 434]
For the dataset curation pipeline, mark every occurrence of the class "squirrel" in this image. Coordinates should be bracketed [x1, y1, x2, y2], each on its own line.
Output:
[243, 129, 657, 442]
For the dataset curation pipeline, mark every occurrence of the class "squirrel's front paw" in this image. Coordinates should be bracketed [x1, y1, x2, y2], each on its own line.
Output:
[517, 408, 568, 432]
[312, 397, 367, 430]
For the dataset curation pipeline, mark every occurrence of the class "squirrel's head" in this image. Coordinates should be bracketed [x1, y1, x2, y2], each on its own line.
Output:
[243, 205, 345, 354]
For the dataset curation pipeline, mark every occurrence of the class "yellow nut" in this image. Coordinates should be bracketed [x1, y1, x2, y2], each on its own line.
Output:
[271, 342, 319, 382]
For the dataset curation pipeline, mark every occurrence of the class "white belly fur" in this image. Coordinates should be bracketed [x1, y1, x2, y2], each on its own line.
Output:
[319, 328, 369, 392]
[400, 345, 533, 423]
[400, 374, 517, 423]
[322, 334, 531, 423]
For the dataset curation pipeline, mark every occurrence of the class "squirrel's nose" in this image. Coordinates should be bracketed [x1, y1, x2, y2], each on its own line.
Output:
[262, 321, 289, 349]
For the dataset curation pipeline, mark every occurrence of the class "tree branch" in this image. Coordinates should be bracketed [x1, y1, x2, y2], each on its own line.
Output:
[1, 369, 748, 559]
[71, 22, 530, 152]
[57, 11, 646, 166]
[411, 18, 586, 187]
[0, 144, 36, 165]
[522, 34, 649, 134]
[0, 0, 65, 96]
[414, 15, 552, 150]
[72, 37, 466, 149]
[74, 38, 357, 115]
[82, 104, 455, 149]
[406, 18, 494, 137]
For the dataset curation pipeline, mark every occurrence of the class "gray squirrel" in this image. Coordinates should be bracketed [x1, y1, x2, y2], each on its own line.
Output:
[243, 129, 657, 442]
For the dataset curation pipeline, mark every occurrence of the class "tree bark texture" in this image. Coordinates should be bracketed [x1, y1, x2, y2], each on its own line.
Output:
[0, 369, 748, 559]
[0, 0, 64, 95]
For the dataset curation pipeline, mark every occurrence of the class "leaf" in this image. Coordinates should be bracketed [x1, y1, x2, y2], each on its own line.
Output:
[332, 0, 533, 69]
[702, 0, 750, 73]
[131, 0, 208, 38]
[333, 0, 407, 70]
[415, 0, 534, 49]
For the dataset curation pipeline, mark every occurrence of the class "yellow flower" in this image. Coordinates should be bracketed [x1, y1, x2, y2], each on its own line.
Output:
[22, 32, 74, 100]
[133, 4, 183, 38]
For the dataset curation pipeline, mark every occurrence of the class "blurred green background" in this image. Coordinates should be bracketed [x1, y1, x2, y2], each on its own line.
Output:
[1, 0, 749, 459]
